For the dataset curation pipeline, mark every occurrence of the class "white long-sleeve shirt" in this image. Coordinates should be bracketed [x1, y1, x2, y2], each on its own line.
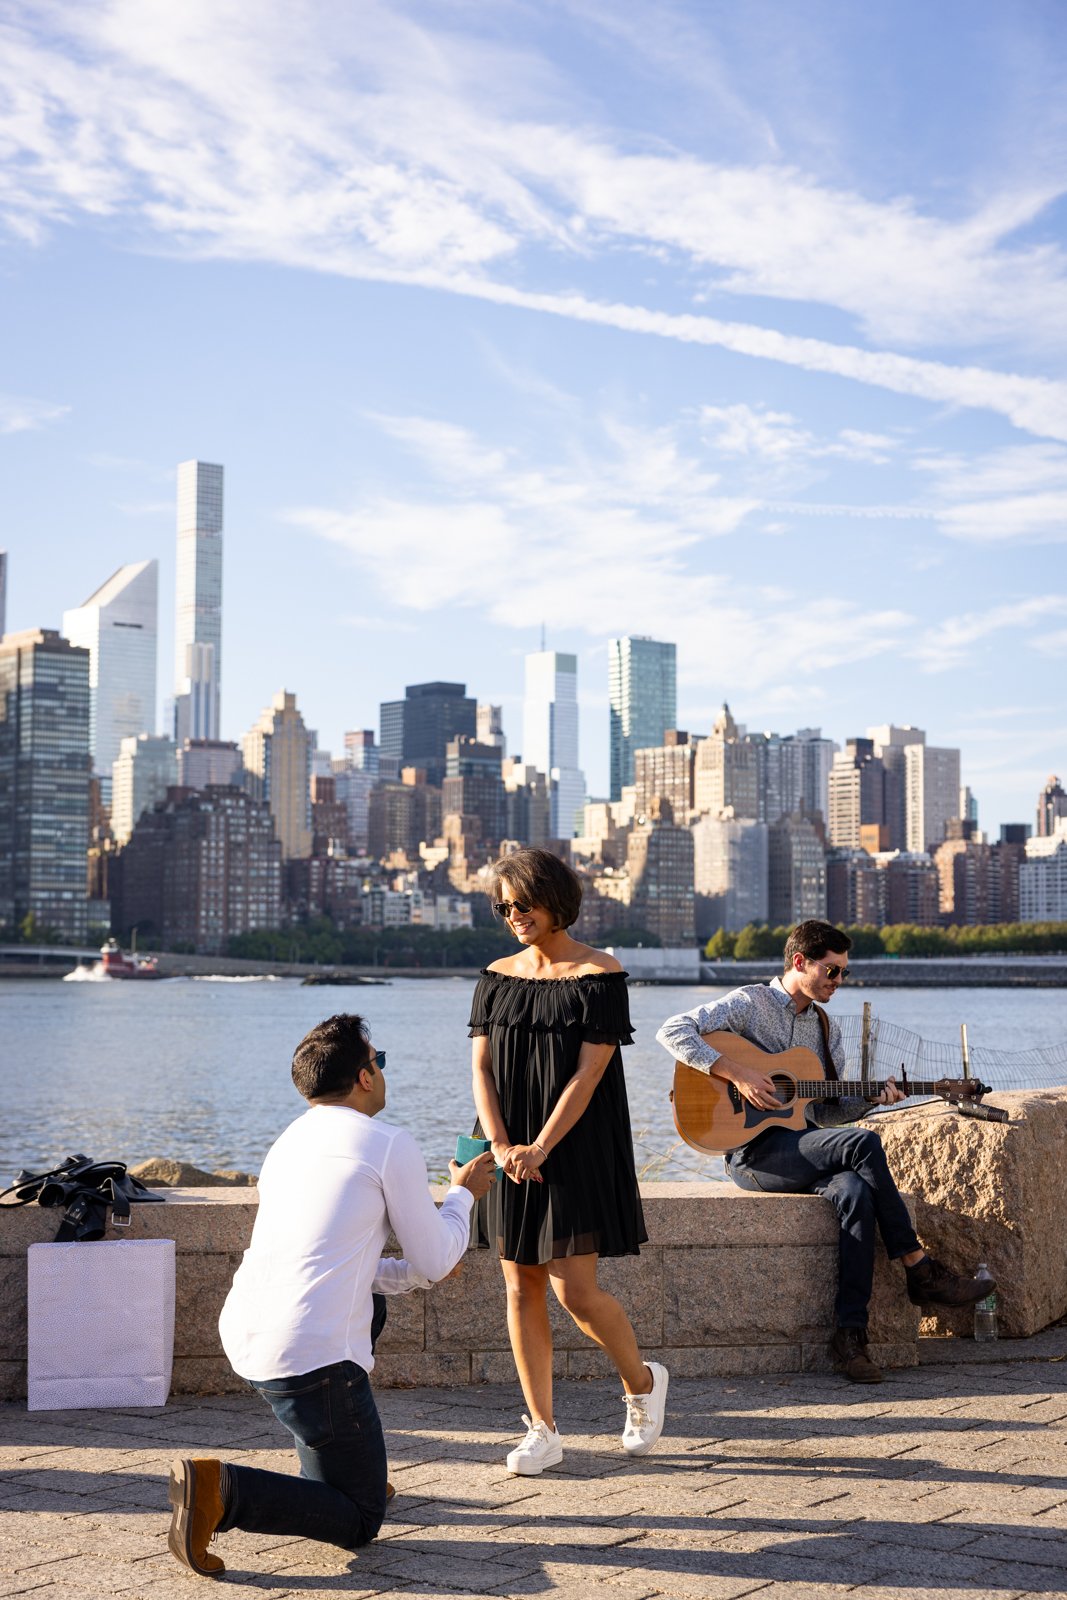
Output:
[219, 1104, 473, 1380]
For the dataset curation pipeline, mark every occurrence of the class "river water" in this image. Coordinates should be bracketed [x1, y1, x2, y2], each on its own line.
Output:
[2, 977, 1064, 1187]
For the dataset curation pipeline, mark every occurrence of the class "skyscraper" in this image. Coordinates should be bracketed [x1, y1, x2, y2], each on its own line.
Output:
[63, 559, 158, 802]
[827, 738, 886, 849]
[241, 691, 313, 860]
[0, 629, 91, 940]
[174, 460, 224, 742]
[905, 743, 962, 853]
[693, 705, 758, 818]
[608, 637, 676, 801]
[111, 733, 178, 845]
[1037, 775, 1067, 838]
[0, 550, 7, 638]
[378, 682, 476, 787]
[522, 650, 586, 838]
[868, 724, 925, 850]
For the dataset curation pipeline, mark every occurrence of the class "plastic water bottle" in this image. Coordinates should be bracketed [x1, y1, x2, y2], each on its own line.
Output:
[973, 1264, 998, 1341]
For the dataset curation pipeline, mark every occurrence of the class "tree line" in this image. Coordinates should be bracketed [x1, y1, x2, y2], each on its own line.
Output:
[705, 922, 1067, 960]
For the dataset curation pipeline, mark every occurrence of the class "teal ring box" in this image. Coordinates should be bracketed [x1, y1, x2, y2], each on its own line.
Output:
[455, 1134, 504, 1179]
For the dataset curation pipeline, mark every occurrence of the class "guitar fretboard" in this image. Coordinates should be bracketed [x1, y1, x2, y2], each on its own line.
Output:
[796, 1079, 943, 1098]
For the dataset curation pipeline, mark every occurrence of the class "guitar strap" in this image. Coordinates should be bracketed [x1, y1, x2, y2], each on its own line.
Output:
[812, 1004, 839, 1083]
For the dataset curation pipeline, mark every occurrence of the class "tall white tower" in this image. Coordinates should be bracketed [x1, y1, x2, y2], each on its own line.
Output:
[63, 559, 158, 801]
[174, 460, 224, 741]
[522, 650, 586, 839]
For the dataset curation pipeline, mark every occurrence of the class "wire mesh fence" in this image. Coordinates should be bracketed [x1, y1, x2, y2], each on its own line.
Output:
[835, 1014, 1067, 1090]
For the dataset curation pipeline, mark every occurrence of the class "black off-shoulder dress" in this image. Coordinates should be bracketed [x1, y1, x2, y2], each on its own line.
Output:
[468, 969, 648, 1266]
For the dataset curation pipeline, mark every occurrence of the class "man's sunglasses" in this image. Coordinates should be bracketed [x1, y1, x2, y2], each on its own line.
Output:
[812, 961, 849, 982]
[494, 901, 532, 919]
[371, 1050, 386, 1072]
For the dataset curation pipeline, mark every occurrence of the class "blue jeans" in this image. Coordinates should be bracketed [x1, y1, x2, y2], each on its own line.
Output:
[728, 1125, 920, 1329]
[220, 1295, 389, 1550]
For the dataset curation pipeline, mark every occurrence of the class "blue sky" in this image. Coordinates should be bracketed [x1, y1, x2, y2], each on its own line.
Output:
[2, 0, 1066, 831]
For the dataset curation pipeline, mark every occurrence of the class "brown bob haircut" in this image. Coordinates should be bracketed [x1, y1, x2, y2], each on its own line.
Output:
[783, 920, 852, 972]
[487, 847, 583, 932]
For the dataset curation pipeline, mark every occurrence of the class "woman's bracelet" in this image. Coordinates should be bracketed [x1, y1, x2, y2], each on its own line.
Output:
[532, 1142, 549, 1161]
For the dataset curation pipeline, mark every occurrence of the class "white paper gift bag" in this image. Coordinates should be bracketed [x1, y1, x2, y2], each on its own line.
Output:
[27, 1239, 176, 1410]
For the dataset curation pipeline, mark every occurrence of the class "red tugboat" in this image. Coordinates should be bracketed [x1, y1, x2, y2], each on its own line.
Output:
[98, 939, 162, 979]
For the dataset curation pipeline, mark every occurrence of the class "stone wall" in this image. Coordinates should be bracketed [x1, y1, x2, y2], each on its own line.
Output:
[0, 1185, 918, 1401]
[865, 1086, 1067, 1339]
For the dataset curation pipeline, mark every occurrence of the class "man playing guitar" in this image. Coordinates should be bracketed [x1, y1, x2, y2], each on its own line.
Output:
[656, 919, 991, 1382]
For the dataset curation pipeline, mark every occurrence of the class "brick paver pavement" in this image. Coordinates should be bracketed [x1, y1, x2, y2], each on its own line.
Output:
[3, 1335, 1067, 1600]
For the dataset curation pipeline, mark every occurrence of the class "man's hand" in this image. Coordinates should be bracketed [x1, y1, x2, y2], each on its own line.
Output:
[449, 1151, 495, 1199]
[714, 1056, 782, 1111]
[871, 1076, 908, 1106]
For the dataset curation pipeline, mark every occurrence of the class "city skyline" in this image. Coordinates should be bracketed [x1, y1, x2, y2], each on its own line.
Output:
[3, 3, 1066, 832]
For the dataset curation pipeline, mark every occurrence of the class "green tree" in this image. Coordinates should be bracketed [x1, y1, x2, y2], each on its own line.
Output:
[704, 927, 737, 959]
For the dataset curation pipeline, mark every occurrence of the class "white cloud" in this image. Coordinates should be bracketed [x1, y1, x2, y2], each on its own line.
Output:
[0, 393, 70, 434]
[699, 403, 895, 465]
[936, 491, 1067, 544]
[1032, 629, 1067, 658]
[3, 3, 1067, 439]
[286, 408, 913, 694]
[912, 597, 1067, 673]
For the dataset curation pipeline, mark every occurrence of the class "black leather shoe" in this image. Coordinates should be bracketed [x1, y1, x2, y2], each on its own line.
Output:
[906, 1255, 993, 1308]
[830, 1327, 884, 1383]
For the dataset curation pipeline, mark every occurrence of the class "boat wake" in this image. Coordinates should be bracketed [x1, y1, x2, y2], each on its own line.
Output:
[186, 974, 282, 983]
[63, 964, 109, 983]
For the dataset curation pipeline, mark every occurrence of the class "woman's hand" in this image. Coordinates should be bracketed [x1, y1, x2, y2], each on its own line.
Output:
[507, 1143, 546, 1183]
[490, 1139, 513, 1171]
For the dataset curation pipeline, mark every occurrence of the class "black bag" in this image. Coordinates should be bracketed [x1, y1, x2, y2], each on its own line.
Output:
[0, 1153, 164, 1241]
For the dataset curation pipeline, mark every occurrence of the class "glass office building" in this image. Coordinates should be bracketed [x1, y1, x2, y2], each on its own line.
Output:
[62, 559, 158, 803]
[0, 630, 91, 940]
[608, 637, 676, 801]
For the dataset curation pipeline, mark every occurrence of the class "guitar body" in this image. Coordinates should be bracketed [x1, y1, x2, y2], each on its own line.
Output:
[671, 1032, 828, 1154]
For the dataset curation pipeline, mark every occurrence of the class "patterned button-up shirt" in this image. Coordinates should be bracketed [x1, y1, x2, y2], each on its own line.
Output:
[655, 976, 868, 1127]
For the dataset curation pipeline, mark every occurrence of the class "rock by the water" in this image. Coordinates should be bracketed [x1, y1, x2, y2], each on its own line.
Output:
[130, 1157, 257, 1188]
[863, 1087, 1067, 1339]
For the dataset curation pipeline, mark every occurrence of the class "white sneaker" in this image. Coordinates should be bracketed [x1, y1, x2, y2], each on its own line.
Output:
[505, 1414, 563, 1476]
[621, 1362, 669, 1456]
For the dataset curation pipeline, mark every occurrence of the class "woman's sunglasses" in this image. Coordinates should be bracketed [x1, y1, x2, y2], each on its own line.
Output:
[494, 901, 533, 919]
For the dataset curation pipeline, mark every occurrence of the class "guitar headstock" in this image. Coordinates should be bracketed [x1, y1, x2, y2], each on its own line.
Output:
[932, 1077, 989, 1104]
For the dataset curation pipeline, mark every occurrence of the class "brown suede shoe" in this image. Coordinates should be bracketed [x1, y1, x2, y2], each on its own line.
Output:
[168, 1458, 227, 1577]
[386, 1481, 396, 1502]
[830, 1327, 884, 1384]
[906, 1255, 993, 1308]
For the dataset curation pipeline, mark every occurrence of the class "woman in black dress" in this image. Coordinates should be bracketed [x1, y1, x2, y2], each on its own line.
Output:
[470, 847, 669, 1476]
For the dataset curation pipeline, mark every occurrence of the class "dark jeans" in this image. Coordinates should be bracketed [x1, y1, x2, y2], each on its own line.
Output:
[220, 1294, 389, 1550]
[728, 1125, 920, 1329]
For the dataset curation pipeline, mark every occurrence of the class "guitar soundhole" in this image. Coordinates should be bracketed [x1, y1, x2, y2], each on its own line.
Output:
[771, 1075, 795, 1107]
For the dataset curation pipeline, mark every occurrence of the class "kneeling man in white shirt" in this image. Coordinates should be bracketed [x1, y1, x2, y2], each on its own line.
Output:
[166, 1011, 494, 1577]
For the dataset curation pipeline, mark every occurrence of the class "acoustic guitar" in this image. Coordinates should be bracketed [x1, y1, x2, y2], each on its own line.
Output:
[670, 1031, 990, 1155]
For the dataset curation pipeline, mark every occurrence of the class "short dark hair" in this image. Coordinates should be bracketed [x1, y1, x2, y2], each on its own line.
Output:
[783, 920, 851, 971]
[291, 1013, 373, 1101]
[487, 846, 583, 931]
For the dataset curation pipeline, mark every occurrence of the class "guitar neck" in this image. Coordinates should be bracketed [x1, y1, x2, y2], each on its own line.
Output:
[798, 1078, 941, 1098]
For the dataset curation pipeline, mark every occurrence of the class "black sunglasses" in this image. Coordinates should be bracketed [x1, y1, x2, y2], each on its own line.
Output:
[494, 901, 533, 919]
[370, 1050, 386, 1072]
[812, 961, 849, 982]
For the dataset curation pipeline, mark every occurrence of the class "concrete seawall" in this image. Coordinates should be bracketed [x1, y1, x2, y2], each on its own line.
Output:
[701, 956, 1067, 987]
